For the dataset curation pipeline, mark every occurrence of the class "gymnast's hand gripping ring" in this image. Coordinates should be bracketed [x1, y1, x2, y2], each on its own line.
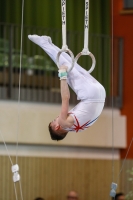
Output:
[74, 50, 96, 74]
[56, 48, 75, 72]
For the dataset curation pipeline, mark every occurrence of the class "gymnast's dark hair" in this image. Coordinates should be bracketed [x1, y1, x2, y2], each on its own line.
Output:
[112, 193, 124, 200]
[48, 123, 67, 141]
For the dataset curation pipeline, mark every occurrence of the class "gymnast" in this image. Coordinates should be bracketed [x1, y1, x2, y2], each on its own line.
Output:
[28, 35, 106, 141]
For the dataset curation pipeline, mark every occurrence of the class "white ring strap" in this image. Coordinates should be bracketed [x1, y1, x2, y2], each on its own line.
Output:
[83, 0, 89, 53]
[61, 0, 67, 50]
[56, 0, 75, 72]
[74, 51, 96, 74]
[75, 0, 96, 74]
[56, 49, 75, 72]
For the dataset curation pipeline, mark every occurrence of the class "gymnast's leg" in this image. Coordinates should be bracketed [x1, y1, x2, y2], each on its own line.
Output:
[28, 35, 104, 101]
[28, 35, 71, 70]
[28, 35, 89, 77]
[28, 35, 92, 99]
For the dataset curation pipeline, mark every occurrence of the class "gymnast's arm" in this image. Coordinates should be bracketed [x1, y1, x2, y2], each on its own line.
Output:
[58, 69, 74, 128]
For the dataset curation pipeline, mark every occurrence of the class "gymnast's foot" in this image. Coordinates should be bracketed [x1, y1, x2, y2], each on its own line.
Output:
[28, 34, 52, 46]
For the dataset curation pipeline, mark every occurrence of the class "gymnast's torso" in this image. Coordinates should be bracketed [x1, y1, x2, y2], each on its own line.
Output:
[63, 100, 105, 132]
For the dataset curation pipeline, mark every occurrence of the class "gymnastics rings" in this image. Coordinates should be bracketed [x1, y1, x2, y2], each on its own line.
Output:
[74, 50, 96, 74]
[56, 48, 75, 72]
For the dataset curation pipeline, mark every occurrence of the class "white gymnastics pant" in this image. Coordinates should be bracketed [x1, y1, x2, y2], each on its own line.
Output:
[29, 35, 105, 102]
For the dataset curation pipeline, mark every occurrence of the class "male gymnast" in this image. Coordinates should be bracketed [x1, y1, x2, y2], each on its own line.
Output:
[28, 35, 106, 141]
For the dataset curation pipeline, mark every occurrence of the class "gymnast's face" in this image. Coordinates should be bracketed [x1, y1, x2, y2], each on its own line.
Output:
[50, 118, 60, 131]
[117, 195, 125, 200]
[50, 118, 66, 134]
